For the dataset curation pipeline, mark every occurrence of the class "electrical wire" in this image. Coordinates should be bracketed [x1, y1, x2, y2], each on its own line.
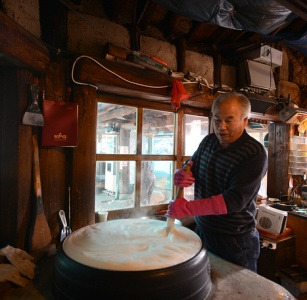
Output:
[71, 55, 172, 90]
[71, 55, 212, 92]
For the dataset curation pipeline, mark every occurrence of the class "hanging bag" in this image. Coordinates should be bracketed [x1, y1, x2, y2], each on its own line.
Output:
[41, 100, 78, 147]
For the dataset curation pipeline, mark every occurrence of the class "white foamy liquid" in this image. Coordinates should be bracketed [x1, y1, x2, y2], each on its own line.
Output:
[63, 218, 202, 271]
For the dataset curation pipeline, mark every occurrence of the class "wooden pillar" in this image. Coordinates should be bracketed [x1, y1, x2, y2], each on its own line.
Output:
[213, 53, 222, 88]
[40, 59, 69, 241]
[71, 86, 97, 230]
[267, 122, 290, 198]
[176, 38, 187, 72]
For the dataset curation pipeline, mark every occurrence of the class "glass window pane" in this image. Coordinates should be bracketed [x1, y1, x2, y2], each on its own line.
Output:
[95, 161, 135, 211]
[142, 109, 175, 155]
[246, 124, 269, 198]
[141, 161, 173, 206]
[184, 115, 209, 156]
[183, 184, 195, 201]
[97, 102, 137, 154]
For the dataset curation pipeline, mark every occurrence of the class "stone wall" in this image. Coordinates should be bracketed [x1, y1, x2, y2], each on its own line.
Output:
[3, 0, 304, 94]
[67, 11, 130, 58]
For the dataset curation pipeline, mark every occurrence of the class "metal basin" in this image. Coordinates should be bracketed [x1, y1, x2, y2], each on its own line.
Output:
[271, 202, 297, 211]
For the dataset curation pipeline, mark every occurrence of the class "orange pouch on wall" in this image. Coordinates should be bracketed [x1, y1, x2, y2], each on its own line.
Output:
[42, 100, 78, 147]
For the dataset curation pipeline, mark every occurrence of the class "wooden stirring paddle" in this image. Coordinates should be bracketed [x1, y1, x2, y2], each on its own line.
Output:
[166, 164, 191, 234]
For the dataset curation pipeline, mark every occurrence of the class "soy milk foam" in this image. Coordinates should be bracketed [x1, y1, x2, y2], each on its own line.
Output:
[63, 219, 202, 271]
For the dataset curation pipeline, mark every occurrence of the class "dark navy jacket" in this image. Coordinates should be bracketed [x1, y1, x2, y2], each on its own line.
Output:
[191, 130, 268, 235]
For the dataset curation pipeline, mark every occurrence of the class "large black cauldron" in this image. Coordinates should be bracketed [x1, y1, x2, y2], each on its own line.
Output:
[53, 245, 211, 300]
[52, 219, 212, 300]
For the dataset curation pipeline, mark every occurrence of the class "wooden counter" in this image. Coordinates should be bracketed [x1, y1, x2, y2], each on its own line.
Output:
[287, 213, 307, 270]
[1, 251, 295, 299]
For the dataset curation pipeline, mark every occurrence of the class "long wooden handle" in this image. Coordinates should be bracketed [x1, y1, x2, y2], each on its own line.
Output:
[167, 164, 191, 234]
[32, 134, 43, 213]
[29, 134, 52, 252]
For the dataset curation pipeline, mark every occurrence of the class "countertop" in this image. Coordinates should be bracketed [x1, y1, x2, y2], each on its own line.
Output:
[288, 210, 307, 219]
[1, 249, 295, 300]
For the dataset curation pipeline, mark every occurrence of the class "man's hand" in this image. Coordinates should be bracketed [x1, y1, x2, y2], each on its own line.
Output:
[167, 197, 191, 219]
[174, 161, 195, 187]
[167, 194, 228, 219]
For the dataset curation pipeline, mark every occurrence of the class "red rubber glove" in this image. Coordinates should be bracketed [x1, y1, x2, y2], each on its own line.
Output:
[167, 194, 227, 219]
[174, 161, 195, 187]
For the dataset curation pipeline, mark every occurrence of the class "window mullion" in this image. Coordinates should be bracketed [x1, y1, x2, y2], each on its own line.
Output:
[135, 108, 143, 207]
[176, 109, 184, 169]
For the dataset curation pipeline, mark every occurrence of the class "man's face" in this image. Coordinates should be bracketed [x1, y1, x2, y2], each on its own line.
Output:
[212, 98, 248, 148]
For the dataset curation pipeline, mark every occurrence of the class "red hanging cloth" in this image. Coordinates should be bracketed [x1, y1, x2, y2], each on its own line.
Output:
[171, 79, 190, 111]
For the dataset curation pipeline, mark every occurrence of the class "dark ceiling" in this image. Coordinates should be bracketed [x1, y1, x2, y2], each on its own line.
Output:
[95, 0, 306, 64]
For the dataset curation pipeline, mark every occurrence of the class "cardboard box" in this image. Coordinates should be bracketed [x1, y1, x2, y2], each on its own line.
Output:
[256, 205, 288, 235]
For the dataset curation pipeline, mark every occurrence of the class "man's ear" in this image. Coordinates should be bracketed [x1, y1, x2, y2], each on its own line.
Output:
[243, 117, 248, 127]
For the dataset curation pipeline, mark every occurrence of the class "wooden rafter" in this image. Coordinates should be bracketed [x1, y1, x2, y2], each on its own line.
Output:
[275, 0, 307, 20]
[137, 0, 156, 30]
[0, 11, 50, 71]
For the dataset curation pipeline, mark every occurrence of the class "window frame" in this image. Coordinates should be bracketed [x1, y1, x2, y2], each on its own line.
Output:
[96, 94, 210, 218]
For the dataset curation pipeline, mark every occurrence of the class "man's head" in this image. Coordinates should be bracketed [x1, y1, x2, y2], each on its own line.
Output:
[211, 92, 251, 148]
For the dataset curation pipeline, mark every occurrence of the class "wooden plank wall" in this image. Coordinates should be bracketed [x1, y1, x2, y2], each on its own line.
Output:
[40, 59, 70, 242]
[0, 69, 33, 249]
[0, 58, 69, 249]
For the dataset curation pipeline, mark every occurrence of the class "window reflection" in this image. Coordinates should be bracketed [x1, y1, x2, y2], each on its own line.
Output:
[97, 103, 137, 154]
[247, 122, 269, 199]
[95, 161, 135, 211]
[183, 115, 209, 198]
[142, 109, 175, 155]
[141, 161, 173, 207]
[184, 115, 209, 156]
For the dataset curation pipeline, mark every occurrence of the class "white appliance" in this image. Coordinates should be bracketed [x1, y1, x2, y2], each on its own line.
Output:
[256, 205, 288, 235]
[242, 45, 283, 67]
[238, 60, 276, 92]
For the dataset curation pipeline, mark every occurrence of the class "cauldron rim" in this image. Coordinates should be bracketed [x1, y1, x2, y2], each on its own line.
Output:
[57, 242, 207, 273]
[62, 218, 202, 271]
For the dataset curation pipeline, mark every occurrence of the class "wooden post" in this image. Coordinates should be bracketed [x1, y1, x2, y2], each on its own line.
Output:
[176, 37, 187, 72]
[40, 60, 69, 241]
[71, 85, 98, 229]
[267, 122, 290, 198]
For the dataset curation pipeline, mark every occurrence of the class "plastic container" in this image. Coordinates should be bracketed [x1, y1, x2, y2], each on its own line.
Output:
[290, 136, 307, 144]
[289, 161, 307, 169]
[290, 150, 307, 157]
[289, 167, 307, 175]
[290, 143, 307, 151]
[289, 155, 307, 162]
[290, 136, 307, 151]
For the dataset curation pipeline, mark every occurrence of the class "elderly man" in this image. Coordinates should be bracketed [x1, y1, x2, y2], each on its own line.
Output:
[168, 92, 268, 272]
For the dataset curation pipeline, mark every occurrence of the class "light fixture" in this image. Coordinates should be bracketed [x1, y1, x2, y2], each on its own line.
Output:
[279, 106, 307, 124]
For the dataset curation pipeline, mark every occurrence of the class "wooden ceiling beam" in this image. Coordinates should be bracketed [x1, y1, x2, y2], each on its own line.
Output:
[0, 10, 50, 72]
[167, 13, 192, 39]
[137, 1, 156, 30]
[275, 0, 307, 21]
[74, 56, 280, 121]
